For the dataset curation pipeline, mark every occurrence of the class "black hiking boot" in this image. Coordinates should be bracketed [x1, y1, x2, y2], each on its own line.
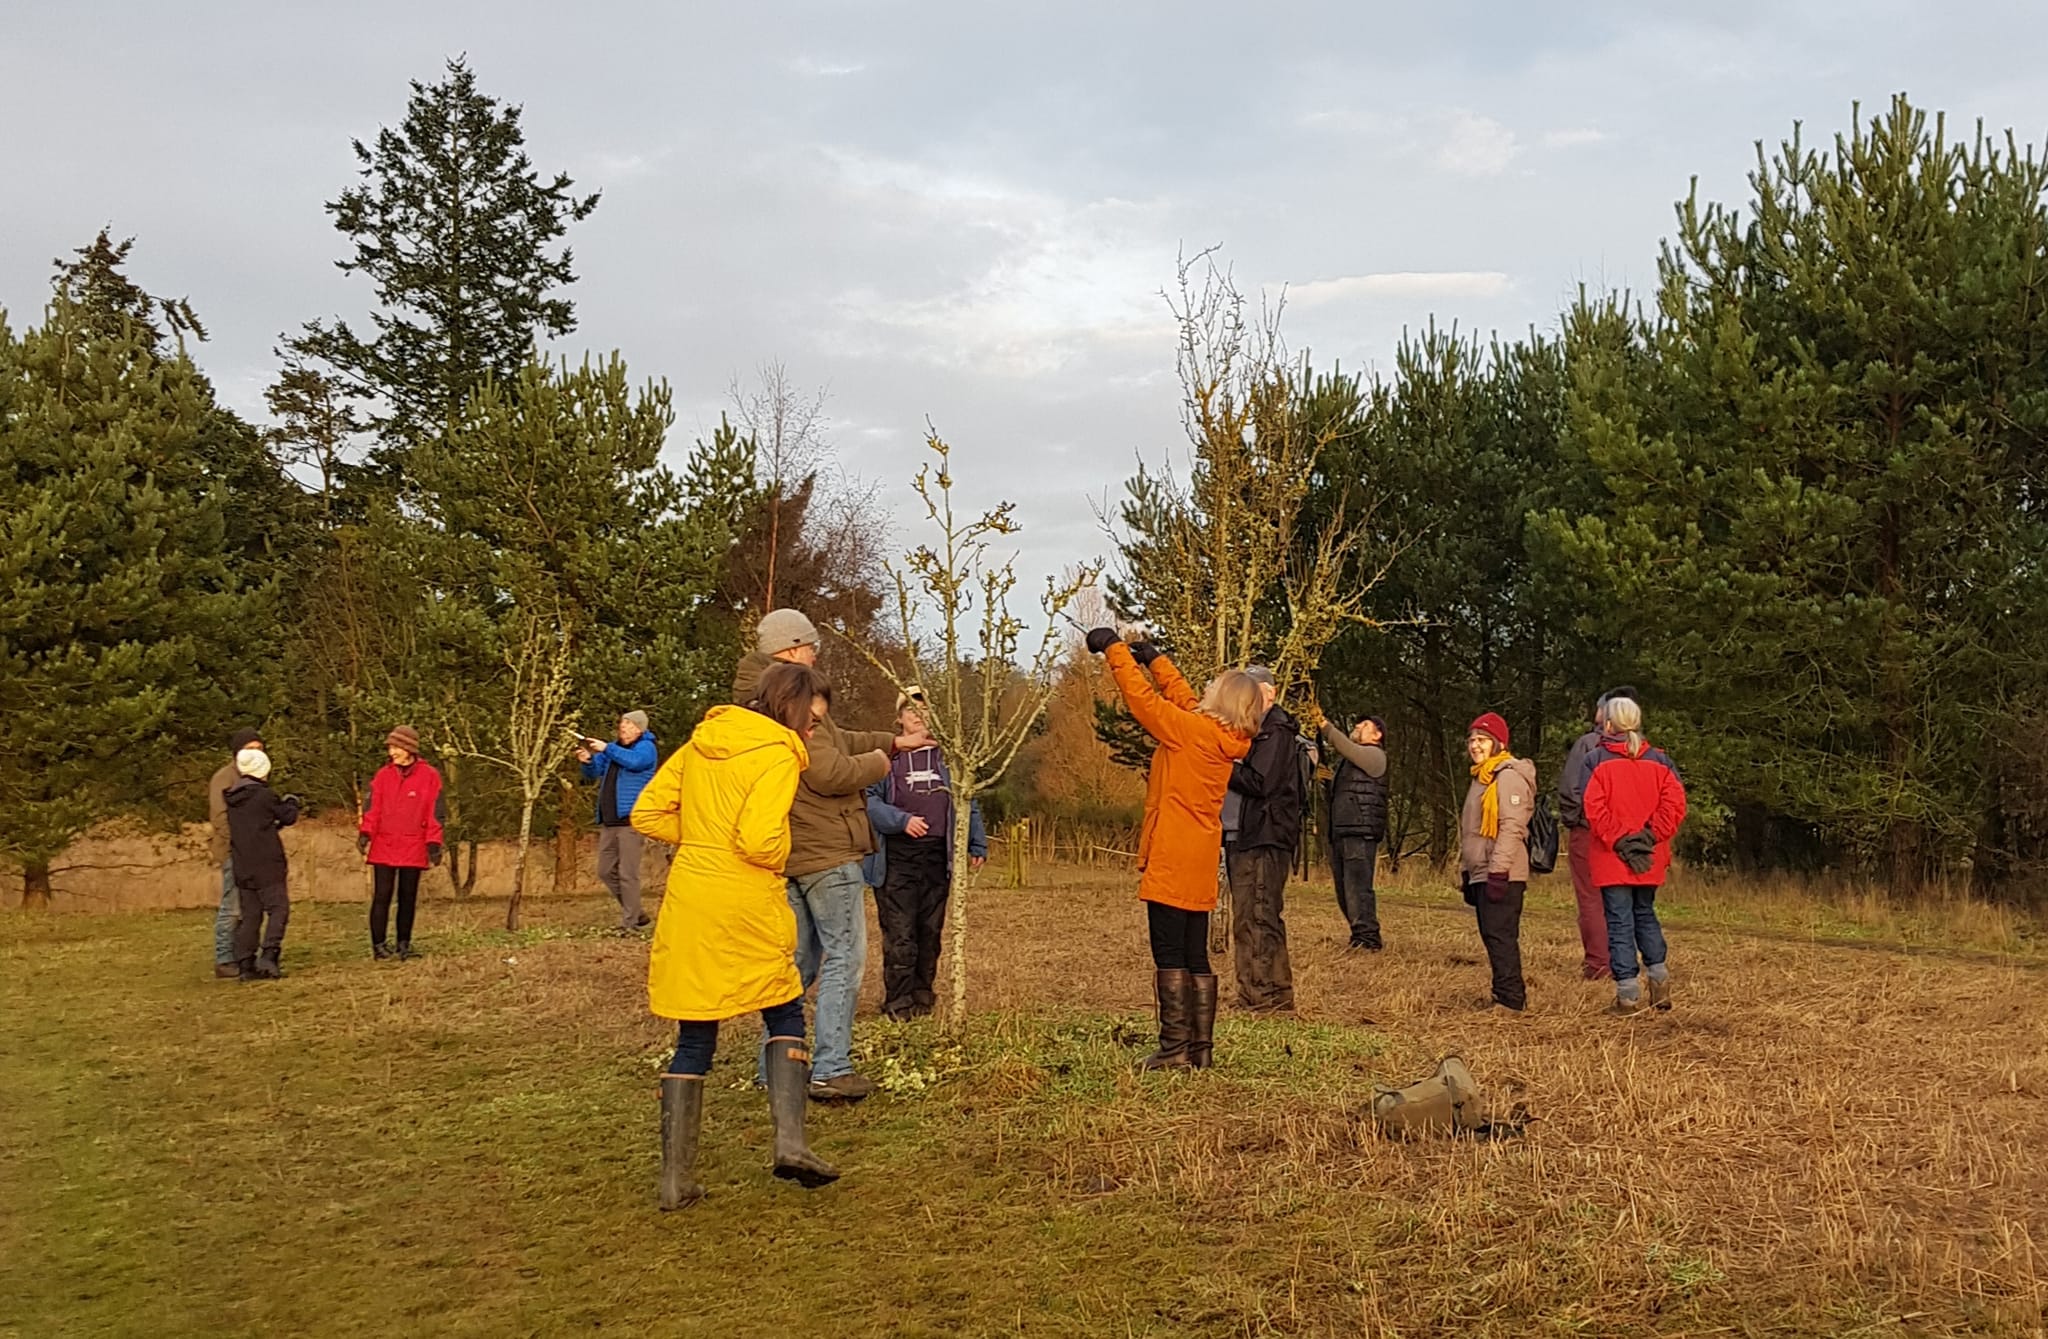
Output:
[255, 948, 284, 979]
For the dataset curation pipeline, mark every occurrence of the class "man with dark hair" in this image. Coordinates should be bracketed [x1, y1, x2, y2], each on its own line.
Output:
[1557, 685, 1639, 980]
[206, 727, 264, 979]
[1226, 667, 1303, 1011]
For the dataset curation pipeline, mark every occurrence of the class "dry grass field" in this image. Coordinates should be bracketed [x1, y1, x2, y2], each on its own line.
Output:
[2, 860, 2044, 1337]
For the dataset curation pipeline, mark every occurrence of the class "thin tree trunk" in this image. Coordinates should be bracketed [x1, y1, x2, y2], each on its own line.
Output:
[944, 785, 975, 1037]
[461, 842, 479, 897]
[21, 859, 52, 910]
[507, 799, 535, 931]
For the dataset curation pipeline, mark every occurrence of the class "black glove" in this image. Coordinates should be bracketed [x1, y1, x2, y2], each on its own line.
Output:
[1084, 627, 1121, 655]
[356, 832, 371, 856]
[1616, 825, 1657, 875]
[428, 843, 443, 868]
[1129, 641, 1162, 666]
[1484, 872, 1512, 903]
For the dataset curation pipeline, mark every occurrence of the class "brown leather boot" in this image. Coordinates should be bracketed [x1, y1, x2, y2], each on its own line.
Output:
[1186, 973, 1219, 1069]
[1139, 969, 1193, 1071]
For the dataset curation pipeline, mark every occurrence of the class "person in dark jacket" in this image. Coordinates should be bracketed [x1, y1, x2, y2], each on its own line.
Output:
[578, 710, 660, 934]
[357, 725, 445, 961]
[1226, 666, 1304, 1012]
[224, 747, 301, 981]
[206, 726, 264, 978]
[1556, 685, 1637, 980]
[1581, 698, 1688, 1015]
[862, 688, 989, 1020]
[1321, 715, 1388, 950]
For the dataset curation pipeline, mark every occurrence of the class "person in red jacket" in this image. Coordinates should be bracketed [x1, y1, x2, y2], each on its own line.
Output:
[357, 725, 446, 961]
[1581, 697, 1688, 1015]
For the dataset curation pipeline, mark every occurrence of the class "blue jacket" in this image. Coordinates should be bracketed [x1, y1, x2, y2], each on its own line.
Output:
[861, 766, 988, 888]
[581, 733, 660, 823]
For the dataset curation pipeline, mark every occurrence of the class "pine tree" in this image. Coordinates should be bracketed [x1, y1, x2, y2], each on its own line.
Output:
[416, 353, 730, 925]
[0, 299, 251, 906]
[293, 57, 599, 473]
[1538, 97, 2048, 886]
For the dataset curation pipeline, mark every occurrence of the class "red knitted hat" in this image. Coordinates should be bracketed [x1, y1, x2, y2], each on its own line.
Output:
[1468, 712, 1510, 748]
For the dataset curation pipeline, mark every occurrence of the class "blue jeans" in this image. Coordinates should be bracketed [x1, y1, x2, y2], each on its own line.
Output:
[1601, 885, 1668, 987]
[786, 862, 869, 1081]
[214, 861, 238, 965]
[668, 997, 806, 1076]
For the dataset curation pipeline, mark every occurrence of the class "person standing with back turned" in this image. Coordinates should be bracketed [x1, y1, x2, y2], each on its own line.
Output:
[207, 726, 265, 979]
[1226, 666, 1304, 1012]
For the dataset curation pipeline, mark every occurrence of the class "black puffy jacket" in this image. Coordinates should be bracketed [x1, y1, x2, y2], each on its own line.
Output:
[1229, 705, 1304, 852]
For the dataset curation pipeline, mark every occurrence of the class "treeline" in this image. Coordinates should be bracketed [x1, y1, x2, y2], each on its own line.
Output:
[1, 60, 898, 906]
[1131, 96, 2048, 898]
[9, 72, 2044, 905]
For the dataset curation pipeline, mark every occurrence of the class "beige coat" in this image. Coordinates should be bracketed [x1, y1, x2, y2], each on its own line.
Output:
[1459, 757, 1537, 883]
[207, 761, 240, 865]
[731, 651, 893, 879]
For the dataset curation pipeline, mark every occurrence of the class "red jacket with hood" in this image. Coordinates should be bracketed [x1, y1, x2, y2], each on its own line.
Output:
[1581, 738, 1687, 887]
[360, 760, 446, 869]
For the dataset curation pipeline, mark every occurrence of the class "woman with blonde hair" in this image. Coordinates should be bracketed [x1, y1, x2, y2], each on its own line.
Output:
[1459, 713, 1538, 1012]
[1087, 627, 1263, 1070]
[1581, 696, 1688, 1015]
[632, 661, 841, 1210]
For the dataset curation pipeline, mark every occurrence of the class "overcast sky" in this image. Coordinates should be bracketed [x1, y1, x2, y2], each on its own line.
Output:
[5, 1, 2045, 618]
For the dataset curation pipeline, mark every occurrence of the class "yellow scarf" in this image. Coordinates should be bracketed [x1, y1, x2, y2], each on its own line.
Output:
[1473, 751, 1515, 840]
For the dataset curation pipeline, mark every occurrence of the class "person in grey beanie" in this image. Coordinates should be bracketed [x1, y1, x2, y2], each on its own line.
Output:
[731, 608, 930, 1100]
[578, 709, 661, 933]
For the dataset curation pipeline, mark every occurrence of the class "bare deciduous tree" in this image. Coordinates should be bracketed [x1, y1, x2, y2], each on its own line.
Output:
[850, 430, 1097, 1035]
[446, 607, 577, 930]
[729, 359, 830, 612]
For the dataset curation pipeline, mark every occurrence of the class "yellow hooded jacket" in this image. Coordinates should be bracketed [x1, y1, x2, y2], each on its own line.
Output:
[633, 704, 809, 1021]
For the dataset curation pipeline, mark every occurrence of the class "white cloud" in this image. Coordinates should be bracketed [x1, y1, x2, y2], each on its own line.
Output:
[1437, 111, 1520, 175]
[1286, 271, 1513, 305]
[1542, 127, 1611, 148]
[788, 55, 866, 77]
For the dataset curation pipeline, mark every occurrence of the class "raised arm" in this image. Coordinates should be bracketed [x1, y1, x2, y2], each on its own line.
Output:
[1105, 644, 1200, 750]
[1318, 723, 1386, 778]
[801, 730, 891, 797]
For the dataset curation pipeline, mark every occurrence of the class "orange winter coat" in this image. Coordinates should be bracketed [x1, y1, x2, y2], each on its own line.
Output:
[1106, 643, 1253, 912]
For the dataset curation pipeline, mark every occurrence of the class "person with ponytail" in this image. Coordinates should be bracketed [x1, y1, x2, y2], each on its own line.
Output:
[1458, 713, 1538, 1012]
[1086, 627, 1261, 1070]
[1580, 697, 1688, 1015]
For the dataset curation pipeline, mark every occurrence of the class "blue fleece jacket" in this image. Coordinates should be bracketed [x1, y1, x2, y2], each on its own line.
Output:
[580, 733, 660, 823]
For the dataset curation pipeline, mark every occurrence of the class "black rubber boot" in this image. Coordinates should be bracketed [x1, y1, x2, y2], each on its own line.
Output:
[1139, 969, 1193, 1071]
[1186, 972, 1219, 1069]
[762, 1037, 840, 1188]
[658, 1075, 706, 1210]
[255, 947, 284, 979]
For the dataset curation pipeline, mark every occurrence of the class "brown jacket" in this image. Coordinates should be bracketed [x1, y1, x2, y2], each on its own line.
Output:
[1459, 756, 1537, 883]
[207, 760, 241, 864]
[731, 651, 892, 879]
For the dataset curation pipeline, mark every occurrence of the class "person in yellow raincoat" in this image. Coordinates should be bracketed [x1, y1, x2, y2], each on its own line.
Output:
[632, 661, 840, 1209]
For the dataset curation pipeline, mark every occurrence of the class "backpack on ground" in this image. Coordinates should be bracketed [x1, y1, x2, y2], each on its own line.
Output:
[1525, 790, 1560, 876]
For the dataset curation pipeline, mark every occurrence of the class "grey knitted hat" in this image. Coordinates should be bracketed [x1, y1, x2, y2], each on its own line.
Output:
[621, 710, 650, 733]
[756, 608, 822, 655]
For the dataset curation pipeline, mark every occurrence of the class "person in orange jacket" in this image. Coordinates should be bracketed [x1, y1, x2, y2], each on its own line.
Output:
[1087, 627, 1264, 1070]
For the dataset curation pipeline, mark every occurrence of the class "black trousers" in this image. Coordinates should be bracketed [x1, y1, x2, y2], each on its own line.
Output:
[1145, 900, 1211, 973]
[233, 882, 290, 959]
[370, 865, 422, 946]
[877, 838, 950, 1014]
[1463, 879, 1527, 1010]
[1330, 835, 1382, 947]
[1227, 845, 1295, 1009]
